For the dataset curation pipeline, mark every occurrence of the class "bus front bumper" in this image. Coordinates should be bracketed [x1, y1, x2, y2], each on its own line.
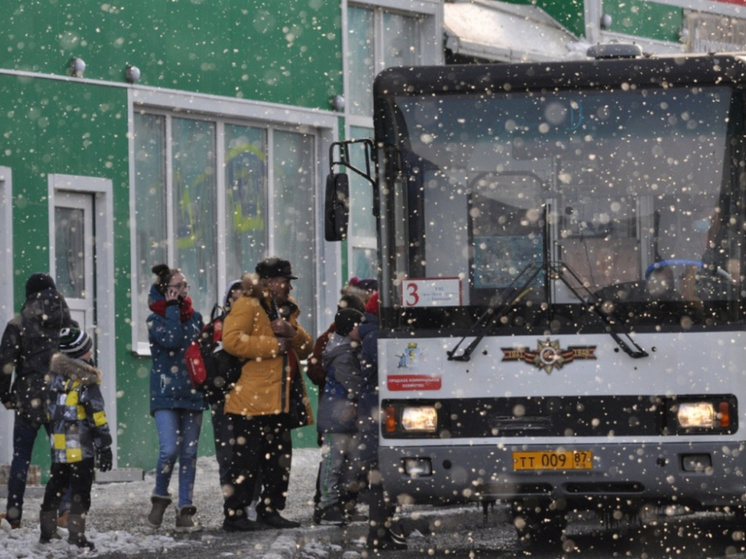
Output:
[378, 441, 746, 510]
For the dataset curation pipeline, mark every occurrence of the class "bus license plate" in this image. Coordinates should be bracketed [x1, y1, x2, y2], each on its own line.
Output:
[513, 450, 593, 471]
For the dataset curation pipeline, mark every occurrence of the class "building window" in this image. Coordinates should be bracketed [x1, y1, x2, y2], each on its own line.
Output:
[345, 2, 439, 280]
[132, 110, 317, 353]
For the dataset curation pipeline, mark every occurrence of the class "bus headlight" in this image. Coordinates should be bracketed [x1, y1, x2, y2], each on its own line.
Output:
[401, 406, 438, 432]
[677, 402, 716, 428]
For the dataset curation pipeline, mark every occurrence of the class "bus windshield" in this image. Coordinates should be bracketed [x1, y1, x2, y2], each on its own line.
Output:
[382, 85, 745, 334]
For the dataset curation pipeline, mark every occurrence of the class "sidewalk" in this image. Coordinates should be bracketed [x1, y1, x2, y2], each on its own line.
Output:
[0, 449, 322, 558]
[0, 447, 484, 558]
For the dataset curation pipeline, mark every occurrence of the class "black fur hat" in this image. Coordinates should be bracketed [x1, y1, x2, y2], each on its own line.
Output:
[256, 257, 298, 280]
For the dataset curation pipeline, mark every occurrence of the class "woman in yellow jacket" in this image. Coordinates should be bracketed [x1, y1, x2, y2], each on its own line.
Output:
[221, 258, 313, 532]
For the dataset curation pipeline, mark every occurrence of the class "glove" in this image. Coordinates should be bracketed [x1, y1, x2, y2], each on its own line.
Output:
[97, 447, 113, 472]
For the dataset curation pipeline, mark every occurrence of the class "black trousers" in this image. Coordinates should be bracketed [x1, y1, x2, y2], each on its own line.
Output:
[224, 413, 292, 518]
[211, 401, 234, 487]
[41, 458, 94, 515]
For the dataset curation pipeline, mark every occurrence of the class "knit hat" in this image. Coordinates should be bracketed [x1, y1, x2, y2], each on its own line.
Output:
[365, 291, 379, 316]
[59, 327, 93, 359]
[335, 308, 364, 337]
[25, 273, 56, 298]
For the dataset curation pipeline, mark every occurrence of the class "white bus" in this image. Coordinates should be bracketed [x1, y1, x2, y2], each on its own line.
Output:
[326, 45, 746, 541]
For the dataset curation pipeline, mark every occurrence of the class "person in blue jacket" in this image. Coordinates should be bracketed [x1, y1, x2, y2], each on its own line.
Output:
[146, 264, 206, 532]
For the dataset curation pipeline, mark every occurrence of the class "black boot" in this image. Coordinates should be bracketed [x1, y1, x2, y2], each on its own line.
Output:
[67, 513, 95, 551]
[367, 525, 407, 551]
[39, 511, 60, 544]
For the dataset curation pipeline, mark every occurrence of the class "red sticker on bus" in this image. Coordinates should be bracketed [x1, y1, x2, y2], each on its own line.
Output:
[387, 374, 442, 391]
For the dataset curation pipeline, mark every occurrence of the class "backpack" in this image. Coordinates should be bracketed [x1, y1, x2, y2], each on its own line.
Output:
[185, 310, 244, 405]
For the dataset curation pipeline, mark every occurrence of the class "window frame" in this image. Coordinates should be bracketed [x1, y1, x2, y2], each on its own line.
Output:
[343, 0, 443, 280]
[128, 89, 339, 355]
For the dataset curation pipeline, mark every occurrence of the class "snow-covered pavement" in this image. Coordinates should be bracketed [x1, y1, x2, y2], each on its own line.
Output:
[0, 447, 322, 558]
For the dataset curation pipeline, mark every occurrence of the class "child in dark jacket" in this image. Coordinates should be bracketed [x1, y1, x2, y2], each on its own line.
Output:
[39, 328, 112, 550]
[315, 308, 364, 525]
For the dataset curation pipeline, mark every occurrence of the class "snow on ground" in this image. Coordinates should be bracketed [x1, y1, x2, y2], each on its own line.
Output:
[0, 447, 321, 558]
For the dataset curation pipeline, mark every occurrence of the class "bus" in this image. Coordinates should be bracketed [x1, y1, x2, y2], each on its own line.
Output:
[326, 45, 746, 541]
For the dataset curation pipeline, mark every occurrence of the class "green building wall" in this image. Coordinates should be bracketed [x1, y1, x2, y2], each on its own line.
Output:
[1, 0, 338, 474]
[2, 0, 342, 108]
[503, 0, 683, 44]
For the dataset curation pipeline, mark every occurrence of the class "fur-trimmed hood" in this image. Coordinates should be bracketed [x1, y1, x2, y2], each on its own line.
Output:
[240, 272, 265, 298]
[50, 352, 102, 386]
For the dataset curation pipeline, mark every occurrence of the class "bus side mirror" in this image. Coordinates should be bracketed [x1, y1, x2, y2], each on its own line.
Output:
[324, 173, 350, 242]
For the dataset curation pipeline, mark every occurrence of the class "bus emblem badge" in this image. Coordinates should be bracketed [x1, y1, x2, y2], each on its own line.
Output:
[502, 339, 596, 374]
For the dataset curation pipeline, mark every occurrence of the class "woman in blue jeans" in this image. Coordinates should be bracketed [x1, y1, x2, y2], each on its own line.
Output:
[146, 264, 206, 532]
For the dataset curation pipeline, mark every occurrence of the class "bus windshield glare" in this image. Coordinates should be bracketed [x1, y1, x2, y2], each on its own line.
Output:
[382, 86, 745, 334]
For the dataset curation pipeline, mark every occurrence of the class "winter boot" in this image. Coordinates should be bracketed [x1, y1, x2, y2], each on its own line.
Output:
[0, 512, 21, 530]
[175, 505, 202, 532]
[67, 513, 95, 551]
[367, 525, 407, 551]
[39, 511, 61, 544]
[147, 494, 172, 529]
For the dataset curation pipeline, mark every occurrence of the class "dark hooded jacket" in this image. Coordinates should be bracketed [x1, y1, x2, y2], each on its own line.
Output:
[0, 287, 76, 424]
[317, 332, 361, 433]
[47, 353, 112, 463]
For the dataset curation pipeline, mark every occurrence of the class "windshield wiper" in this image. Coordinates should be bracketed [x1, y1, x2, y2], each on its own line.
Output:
[549, 261, 648, 359]
[447, 261, 543, 362]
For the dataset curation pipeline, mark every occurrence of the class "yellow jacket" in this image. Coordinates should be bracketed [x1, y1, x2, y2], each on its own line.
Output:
[222, 278, 313, 424]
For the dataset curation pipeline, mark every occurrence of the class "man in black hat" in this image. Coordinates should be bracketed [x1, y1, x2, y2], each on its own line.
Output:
[221, 258, 313, 531]
[0, 273, 77, 529]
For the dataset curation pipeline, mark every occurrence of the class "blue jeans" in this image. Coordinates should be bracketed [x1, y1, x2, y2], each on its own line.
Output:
[153, 409, 203, 508]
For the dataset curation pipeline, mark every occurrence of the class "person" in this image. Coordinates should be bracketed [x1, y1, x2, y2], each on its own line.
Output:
[39, 328, 112, 550]
[307, 293, 366, 523]
[344, 277, 378, 307]
[307, 293, 367, 389]
[221, 258, 313, 532]
[357, 292, 407, 550]
[210, 279, 243, 490]
[0, 273, 76, 529]
[146, 264, 206, 532]
[315, 308, 365, 526]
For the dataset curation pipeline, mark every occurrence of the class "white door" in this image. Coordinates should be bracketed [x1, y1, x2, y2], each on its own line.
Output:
[54, 192, 95, 339]
[49, 174, 117, 467]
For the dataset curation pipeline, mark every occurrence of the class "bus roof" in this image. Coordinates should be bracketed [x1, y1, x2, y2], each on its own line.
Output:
[373, 52, 746, 98]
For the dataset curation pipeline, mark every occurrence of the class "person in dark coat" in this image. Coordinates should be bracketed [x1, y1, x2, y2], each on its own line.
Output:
[0, 273, 76, 529]
[308, 293, 366, 523]
[210, 279, 243, 489]
[315, 308, 364, 526]
[39, 328, 112, 550]
[358, 292, 407, 551]
[146, 264, 206, 532]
